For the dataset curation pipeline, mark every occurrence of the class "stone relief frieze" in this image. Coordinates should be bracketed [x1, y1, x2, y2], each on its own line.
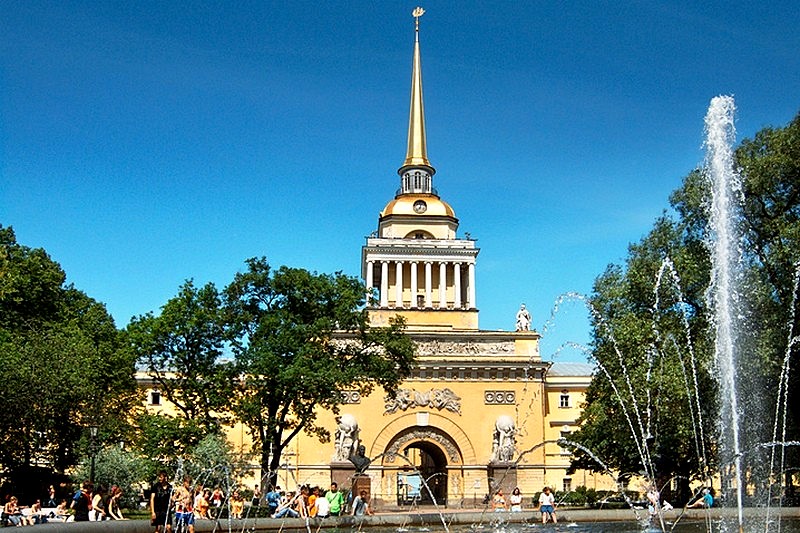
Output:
[384, 429, 462, 463]
[414, 340, 515, 356]
[384, 388, 461, 415]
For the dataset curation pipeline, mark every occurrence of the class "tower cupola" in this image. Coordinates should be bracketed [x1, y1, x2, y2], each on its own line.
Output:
[362, 7, 480, 331]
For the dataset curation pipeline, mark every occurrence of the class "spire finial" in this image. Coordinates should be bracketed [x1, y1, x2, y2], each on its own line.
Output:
[400, 6, 434, 180]
[413, 6, 425, 40]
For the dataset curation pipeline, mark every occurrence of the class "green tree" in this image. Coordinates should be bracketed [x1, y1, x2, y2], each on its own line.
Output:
[71, 445, 151, 508]
[183, 433, 251, 493]
[131, 413, 211, 472]
[0, 226, 137, 472]
[128, 280, 232, 433]
[222, 258, 415, 487]
[569, 216, 716, 502]
[736, 113, 800, 480]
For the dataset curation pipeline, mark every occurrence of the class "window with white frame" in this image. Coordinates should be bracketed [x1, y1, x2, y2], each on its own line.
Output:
[559, 390, 570, 408]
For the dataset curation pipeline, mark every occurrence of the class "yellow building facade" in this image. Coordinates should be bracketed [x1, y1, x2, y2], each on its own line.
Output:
[141, 9, 615, 508]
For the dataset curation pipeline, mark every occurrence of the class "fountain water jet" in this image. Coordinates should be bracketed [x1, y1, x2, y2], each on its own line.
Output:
[704, 95, 745, 531]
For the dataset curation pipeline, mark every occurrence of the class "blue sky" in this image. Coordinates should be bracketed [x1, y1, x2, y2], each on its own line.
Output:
[3, 1, 799, 362]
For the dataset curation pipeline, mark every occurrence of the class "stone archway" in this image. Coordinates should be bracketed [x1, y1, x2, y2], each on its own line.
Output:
[382, 426, 462, 506]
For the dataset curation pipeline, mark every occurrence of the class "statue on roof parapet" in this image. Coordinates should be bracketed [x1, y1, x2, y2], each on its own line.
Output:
[515, 303, 531, 332]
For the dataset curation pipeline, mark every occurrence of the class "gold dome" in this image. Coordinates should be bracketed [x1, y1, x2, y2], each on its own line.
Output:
[380, 194, 456, 218]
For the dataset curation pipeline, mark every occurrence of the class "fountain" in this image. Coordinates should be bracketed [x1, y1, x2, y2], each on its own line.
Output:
[705, 95, 746, 531]
[535, 96, 799, 533]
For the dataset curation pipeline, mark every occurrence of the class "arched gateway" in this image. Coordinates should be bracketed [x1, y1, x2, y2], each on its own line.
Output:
[371, 413, 476, 506]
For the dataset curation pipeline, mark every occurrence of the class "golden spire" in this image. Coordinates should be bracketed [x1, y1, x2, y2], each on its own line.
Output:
[400, 6, 434, 174]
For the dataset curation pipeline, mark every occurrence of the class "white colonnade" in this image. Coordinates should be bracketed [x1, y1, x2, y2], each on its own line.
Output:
[365, 259, 476, 310]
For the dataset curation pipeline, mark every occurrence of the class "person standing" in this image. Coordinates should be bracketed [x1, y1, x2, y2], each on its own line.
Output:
[306, 486, 318, 517]
[90, 485, 107, 521]
[538, 486, 557, 524]
[173, 476, 194, 533]
[70, 481, 93, 522]
[46, 485, 57, 507]
[193, 488, 211, 520]
[150, 470, 173, 533]
[251, 484, 261, 508]
[315, 488, 330, 518]
[325, 482, 344, 517]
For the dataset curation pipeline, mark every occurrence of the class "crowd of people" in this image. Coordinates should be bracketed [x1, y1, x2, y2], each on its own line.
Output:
[266, 481, 371, 519]
[145, 473, 369, 532]
[1, 482, 125, 526]
[2, 476, 717, 529]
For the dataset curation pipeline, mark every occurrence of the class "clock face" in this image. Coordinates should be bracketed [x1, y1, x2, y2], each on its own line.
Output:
[413, 200, 427, 214]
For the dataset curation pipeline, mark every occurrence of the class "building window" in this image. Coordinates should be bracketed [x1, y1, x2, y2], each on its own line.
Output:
[563, 478, 572, 492]
[149, 390, 161, 406]
[559, 390, 570, 408]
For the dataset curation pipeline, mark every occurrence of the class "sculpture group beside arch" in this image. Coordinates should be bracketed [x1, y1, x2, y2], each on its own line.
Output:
[491, 415, 516, 462]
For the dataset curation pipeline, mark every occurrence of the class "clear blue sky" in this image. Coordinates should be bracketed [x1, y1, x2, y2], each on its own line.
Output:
[3, 1, 798, 362]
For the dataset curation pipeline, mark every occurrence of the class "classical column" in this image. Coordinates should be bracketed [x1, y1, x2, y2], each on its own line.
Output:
[380, 261, 389, 307]
[424, 261, 433, 308]
[365, 261, 374, 306]
[438, 262, 447, 309]
[395, 261, 404, 308]
[468, 262, 476, 309]
[410, 261, 418, 308]
[454, 263, 462, 309]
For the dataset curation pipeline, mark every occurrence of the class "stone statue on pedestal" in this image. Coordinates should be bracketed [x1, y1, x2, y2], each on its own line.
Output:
[333, 414, 358, 462]
[491, 415, 516, 462]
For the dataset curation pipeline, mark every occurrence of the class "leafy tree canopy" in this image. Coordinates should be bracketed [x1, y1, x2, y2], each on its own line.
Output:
[0, 225, 137, 472]
[129, 257, 415, 488]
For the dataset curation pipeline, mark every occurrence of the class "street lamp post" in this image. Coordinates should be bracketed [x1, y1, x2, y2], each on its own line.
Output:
[89, 425, 99, 484]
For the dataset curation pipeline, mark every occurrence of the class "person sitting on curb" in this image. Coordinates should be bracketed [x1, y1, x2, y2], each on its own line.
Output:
[351, 490, 373, 516]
